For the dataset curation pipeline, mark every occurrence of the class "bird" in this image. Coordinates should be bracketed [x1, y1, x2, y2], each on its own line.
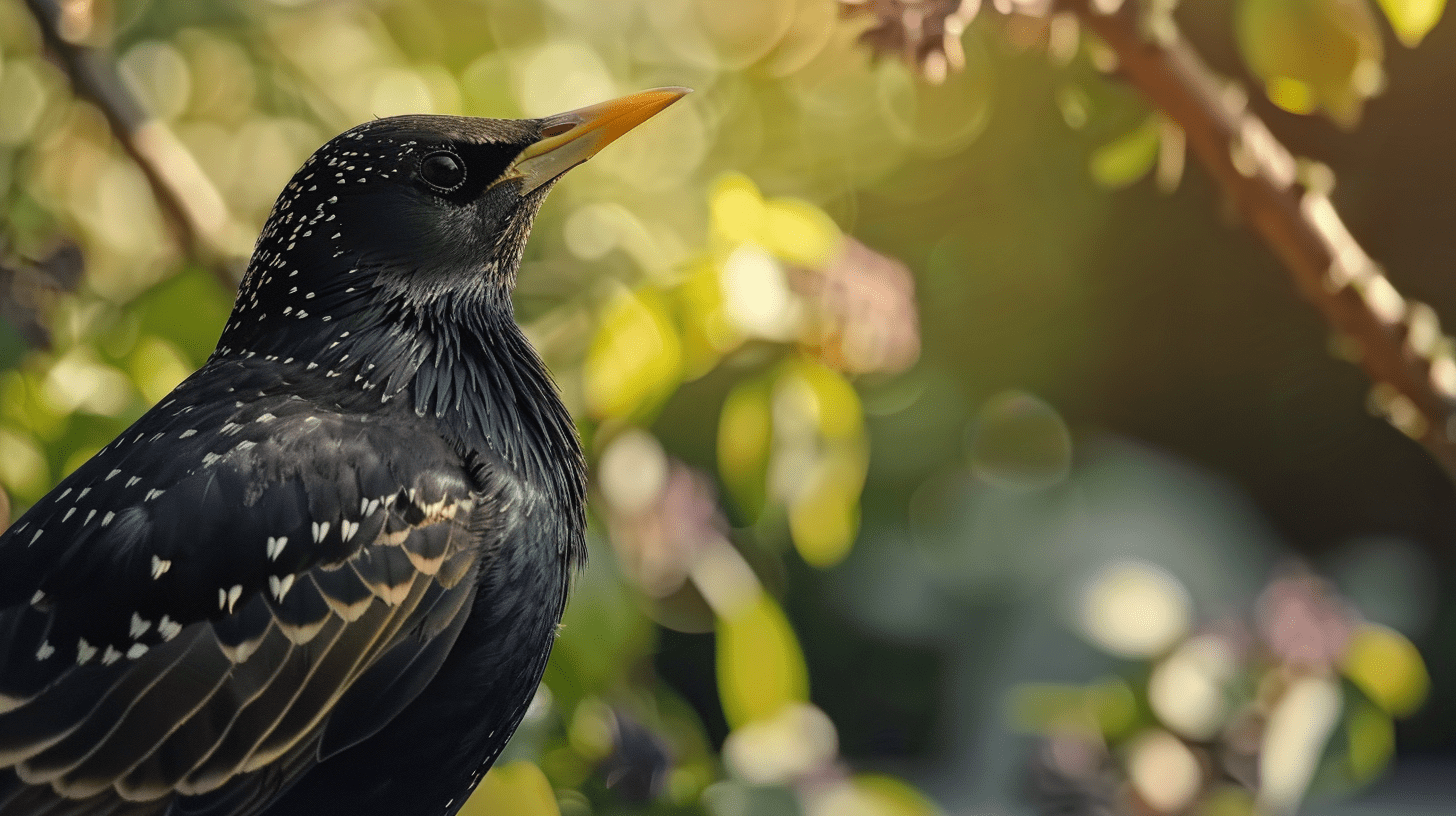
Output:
[0, 87, 688, 816]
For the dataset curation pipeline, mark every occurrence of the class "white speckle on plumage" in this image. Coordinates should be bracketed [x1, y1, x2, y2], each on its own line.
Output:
[126, 476, 141, 488]
[130, 612, 152, 638]
[306, 292, 315, 299]
[101, 646, 122, 665]
[30, 589, 44, 605]
[284, 306, 293, 315]
[76, 638, 97, 665]
[221, 422, 242, 436]
[103, 511, 115, 526]
[307, 362, 319, 370]
[29, 529, 42, 545]
[107, 469, 121, 480]
[227, 584, 243, 614]
[257, 413, 277, 423]
[145, 489, 164, 501]
[36, 640, 54, 660]
[59, 488, 72, 500]
[313, 521, 331, 543]
[63, 507, 76, 522]
[341, 519, 359, 542]
[269, 574, 296, 601]
[236, 440, 257, 453]
[127, 643, 149, 660]
[79, 487, 90, 499]
[203, 452, 222, 467]
[158, 615, 182, 641]
[267, 535, 288, 560]
[151, 556, 172, 579]
[85, 509, 96, 524]
[297, 310, 309, 319]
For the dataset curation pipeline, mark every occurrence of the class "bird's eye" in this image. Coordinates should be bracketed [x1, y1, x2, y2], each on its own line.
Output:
[419, 151, 465, 193]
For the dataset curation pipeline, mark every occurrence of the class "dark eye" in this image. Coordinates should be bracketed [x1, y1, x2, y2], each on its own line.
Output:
[419, 151, 465, 192]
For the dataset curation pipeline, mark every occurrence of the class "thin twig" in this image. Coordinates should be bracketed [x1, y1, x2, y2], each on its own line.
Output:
[23, 0, 241, 289]
[1054, 0, 1456, 481]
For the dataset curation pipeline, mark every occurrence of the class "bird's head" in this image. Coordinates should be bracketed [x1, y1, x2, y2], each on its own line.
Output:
[219, 88, 687, 356]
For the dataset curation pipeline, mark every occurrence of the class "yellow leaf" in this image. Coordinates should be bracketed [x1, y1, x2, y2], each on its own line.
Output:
[582, 288, 683, 419]
[788, 462, 861, 568]
[763, 198, 840, 266]
[711, 173, 766, 245]
[789, 359, 864, 440]
[1342, 622, 1429, 717]
[716, 593, 809, 728]
[1375, 0, 1446, 46]
[459, 762, 561, 816]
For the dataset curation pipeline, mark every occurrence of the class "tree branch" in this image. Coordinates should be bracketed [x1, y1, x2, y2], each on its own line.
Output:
[1054, 0, 1456, 481]
[23, 0, 241, 289]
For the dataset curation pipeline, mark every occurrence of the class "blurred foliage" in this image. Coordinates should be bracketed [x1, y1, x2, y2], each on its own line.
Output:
[1015, 565, 1430, 815]
[2, 0, 1456, 814]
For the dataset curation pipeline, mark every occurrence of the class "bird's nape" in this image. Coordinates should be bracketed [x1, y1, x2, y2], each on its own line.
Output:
[0, 88, 686, 816]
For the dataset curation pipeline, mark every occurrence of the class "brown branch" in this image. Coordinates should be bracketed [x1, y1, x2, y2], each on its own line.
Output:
[1050, 0, 1456, 481]
[23, 0, 241, 289]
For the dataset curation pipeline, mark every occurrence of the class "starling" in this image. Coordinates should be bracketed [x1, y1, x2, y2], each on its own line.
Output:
[0, 87, 687, 816]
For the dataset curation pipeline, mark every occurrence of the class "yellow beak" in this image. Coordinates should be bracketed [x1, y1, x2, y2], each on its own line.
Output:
[511, 87, 691, 194]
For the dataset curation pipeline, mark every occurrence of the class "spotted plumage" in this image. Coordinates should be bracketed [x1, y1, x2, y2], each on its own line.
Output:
[0, 89, 686, 816]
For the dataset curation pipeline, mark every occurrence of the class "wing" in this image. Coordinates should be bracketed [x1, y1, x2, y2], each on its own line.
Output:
[0, 366, 498, 816]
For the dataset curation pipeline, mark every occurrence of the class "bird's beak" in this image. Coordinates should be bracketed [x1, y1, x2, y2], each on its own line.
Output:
[511, 87, 691, 194]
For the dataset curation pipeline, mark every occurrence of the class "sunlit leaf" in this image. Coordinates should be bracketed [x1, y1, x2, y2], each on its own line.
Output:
[582, 287, 683, 420]
[787, 460, 860, 568]
[1374, 0, 1446, 46]
[1089, 115, 1160, 189]
[762, 198, 840, 267]
[711, 173, 767, 246]
[1236, 0, 1384, 127]
[1341, 622, 1429, 716]
[459, 761, 561, 816]
[716, 593, 809, 728]
[793, 359, 864, 441]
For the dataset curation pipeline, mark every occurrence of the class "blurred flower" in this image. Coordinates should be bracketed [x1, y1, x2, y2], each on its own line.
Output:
[724, 702, 838, 785]
[1077, 560, 1191, 659]
[789, 237, 920, 375]
[1024, 734, 1118, 816]
[1127, 729, 1203, 814]
[1255, 568, 1356, 672]
[841, 0, 981, 83]
[601, 433, 725, 598]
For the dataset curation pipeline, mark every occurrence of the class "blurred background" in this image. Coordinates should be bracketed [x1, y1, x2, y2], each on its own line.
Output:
[1, 0, 1454, 813]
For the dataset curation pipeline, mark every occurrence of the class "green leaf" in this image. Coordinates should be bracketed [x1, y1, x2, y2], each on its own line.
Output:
[1375, 0, 1446, 46]
[1089, 116, 1160, 189]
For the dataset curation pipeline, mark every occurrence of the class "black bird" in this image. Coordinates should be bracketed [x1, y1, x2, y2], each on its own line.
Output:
[0, 87, 687, 816]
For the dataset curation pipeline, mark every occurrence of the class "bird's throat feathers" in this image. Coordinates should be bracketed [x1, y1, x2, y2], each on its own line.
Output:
[213, 284, 586, 548]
